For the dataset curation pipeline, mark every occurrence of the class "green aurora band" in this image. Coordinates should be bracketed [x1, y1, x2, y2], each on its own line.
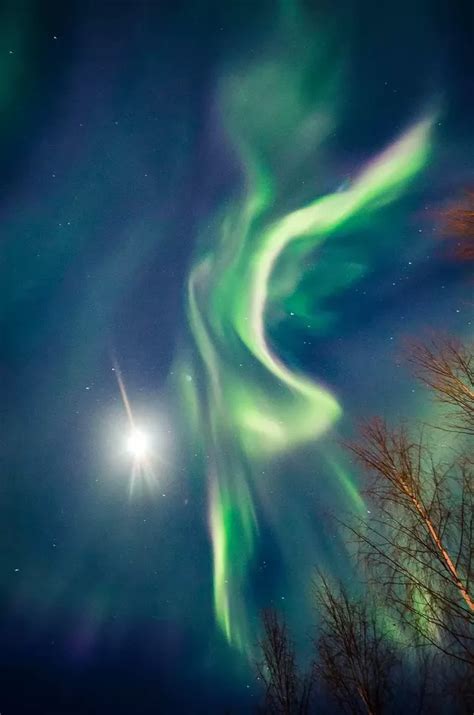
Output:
[176, 7, 435, 651]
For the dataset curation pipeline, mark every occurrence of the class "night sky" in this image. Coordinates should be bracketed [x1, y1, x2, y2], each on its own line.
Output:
[2, 1, 473, 713]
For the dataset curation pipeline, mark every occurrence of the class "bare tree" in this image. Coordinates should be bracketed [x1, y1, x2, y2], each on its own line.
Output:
[441, 189, 474, 261]
[314, 573, 398, 715]
[255, 338, 473, 715]
[256, 609, 314, 715]
[346, 418, 473, 665]
[407, 337, 474, 436]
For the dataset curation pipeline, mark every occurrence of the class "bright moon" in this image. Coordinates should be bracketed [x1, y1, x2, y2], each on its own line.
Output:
[126, 428, 150, 459]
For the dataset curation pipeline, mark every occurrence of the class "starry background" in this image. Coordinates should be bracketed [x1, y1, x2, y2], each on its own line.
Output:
[1, 1, 473, 713]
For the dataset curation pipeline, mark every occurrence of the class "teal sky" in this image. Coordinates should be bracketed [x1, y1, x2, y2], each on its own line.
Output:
[1, 1, 473, 712]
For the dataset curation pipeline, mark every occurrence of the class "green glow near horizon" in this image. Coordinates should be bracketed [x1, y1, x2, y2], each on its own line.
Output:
[177, 4, 434, 651]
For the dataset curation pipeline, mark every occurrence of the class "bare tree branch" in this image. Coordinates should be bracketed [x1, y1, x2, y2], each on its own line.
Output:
[346, 418, 473, 665]
[313, 573, 398, 715]
[256, 609, 314, 715]
[407, 337, 474, 436]
[441, 189, 474, 261]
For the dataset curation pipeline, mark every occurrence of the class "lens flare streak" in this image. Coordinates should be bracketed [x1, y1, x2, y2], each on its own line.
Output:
[113, 358, 156, 495]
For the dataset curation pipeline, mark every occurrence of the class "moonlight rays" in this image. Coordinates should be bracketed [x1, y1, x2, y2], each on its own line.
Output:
[112, 358, 156, 495]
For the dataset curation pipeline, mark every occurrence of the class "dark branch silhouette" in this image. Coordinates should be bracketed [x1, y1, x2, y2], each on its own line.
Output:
[346, 419, 473, 664]
[441, 189, 474, 261]
[256, 609, 314, 715]
[314, 573, 398, 715]
[407, 337, 474, 436]
[252, 339, 473, 715]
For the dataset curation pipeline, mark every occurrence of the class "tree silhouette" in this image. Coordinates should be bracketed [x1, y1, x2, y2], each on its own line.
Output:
[314, 573, 398, 715]
[441, 189, 474, 261]
[253, 339, 473, 714]
[256, 609, 314, 715]
[346, 417, 473, 665]
[408, 337, 474, 436]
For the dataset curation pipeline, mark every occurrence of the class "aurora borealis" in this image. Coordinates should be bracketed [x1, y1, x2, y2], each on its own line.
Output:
[2, 1, 473, 713]
[186, 114, 433, 648]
